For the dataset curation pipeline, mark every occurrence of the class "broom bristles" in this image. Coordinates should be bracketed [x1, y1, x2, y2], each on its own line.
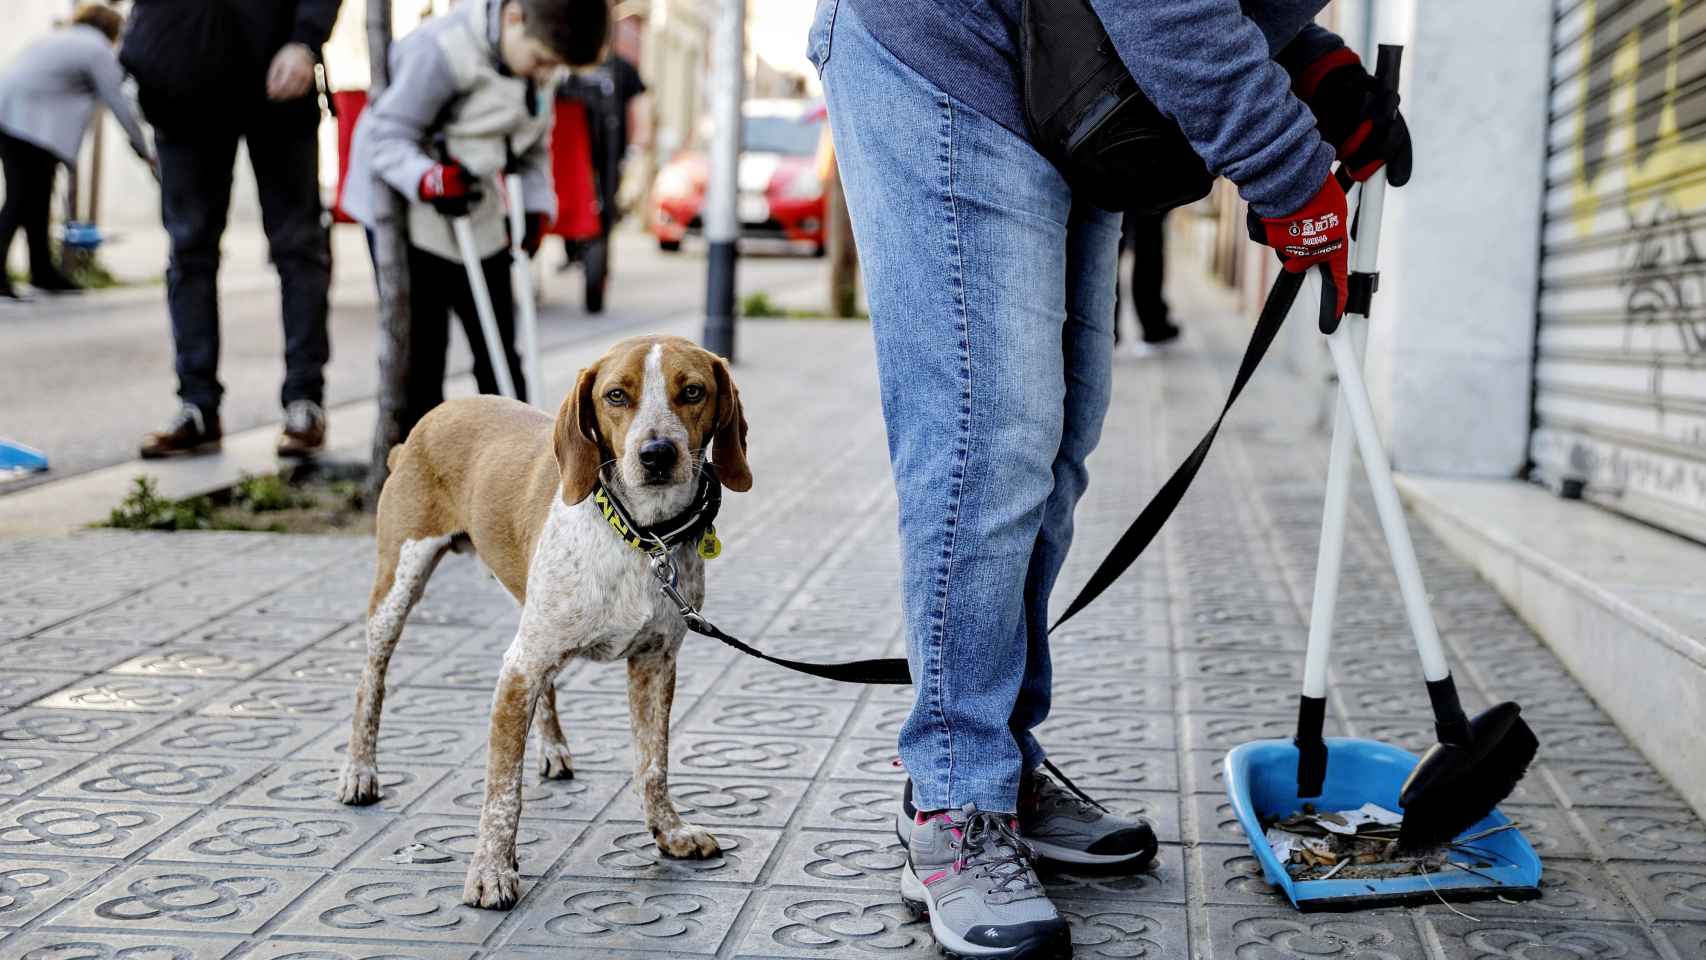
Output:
[1397, 717, 1538, 851]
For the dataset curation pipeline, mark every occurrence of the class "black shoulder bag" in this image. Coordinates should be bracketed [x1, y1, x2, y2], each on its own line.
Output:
[1020, 0, 1214, 215]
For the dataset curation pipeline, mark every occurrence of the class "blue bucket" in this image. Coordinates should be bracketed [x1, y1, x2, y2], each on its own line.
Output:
[1223, 737, 1542, 910]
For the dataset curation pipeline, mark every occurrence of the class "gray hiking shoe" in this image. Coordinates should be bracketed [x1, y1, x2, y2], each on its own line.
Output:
[1018, 765, 1158, 869]
[899, 804, 1072, 960]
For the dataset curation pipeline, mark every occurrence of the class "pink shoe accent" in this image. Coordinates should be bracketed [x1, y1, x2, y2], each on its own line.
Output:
[916, 812, 928, 825]
[922, 869, 949, 886]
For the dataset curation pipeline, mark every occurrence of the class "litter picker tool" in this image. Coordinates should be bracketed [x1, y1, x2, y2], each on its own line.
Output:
[449, 215, 519, 402]
[505, 173, 545, 409]
[1224, 44, 1542, 910]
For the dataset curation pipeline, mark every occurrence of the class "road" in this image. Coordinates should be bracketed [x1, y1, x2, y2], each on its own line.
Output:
[0, 227, 826, 492]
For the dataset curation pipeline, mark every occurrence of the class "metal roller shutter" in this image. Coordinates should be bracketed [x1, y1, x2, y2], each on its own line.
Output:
[1535, 0, 1706, 542]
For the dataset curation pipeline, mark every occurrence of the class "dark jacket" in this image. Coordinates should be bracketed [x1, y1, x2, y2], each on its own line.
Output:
[121, 0, 342, 136]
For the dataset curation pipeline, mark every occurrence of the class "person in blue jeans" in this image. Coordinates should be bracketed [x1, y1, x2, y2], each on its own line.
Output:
[809, 2, 1409, 956]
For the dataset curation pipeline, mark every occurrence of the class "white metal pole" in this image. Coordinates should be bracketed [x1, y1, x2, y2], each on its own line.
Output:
[451, 217, 518, 400]
[1301, 167, 1390, 699]
[505, 174, 543, 408]
[702, 0, 745, 359]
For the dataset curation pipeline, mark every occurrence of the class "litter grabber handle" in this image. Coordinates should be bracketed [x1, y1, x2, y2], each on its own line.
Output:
[505, 172, 545, 410]
[450, 217, 520, 401]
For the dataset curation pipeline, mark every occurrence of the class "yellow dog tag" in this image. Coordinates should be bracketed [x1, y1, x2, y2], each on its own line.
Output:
[697, 527, 722, 560]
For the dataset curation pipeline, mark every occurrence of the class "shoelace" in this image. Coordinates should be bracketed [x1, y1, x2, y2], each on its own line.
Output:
[955, 807, 1043, 897]
[1036, 758, 1111, 815]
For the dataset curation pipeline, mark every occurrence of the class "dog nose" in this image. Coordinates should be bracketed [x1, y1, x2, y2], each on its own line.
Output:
[638, 439, 678, 475]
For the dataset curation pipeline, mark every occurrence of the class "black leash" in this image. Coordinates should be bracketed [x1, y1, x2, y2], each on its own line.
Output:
[641, 258, 1335, 685]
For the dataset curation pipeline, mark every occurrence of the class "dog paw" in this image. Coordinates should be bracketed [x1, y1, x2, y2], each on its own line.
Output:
[462, 855, 521, 910]
[336, 760, 381, 806]
[537, 741, 574, 780]
[653, 822, 720, 859]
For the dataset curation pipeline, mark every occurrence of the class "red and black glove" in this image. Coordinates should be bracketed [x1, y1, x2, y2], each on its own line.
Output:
[1248, 174, 1350, 318]
[419, 160, 483, 218]
[519, 212, 547, 256]
[1292, 48, 1411, 186]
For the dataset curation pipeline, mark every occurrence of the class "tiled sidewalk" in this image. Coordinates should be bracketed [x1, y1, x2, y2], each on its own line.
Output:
[1, 319, 1703, 959]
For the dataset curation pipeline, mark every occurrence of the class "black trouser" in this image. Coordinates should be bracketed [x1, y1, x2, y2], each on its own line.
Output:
[400, 242, 527, 439]
[157, 123, 331, 415]
[1116, 212, 1172, 343]
[0, 132, 63, 288]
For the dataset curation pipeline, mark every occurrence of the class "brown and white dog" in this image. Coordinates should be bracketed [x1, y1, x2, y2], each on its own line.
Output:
[335, 334, 750, 909]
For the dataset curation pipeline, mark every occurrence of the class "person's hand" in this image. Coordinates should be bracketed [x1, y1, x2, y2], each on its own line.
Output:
[520, 212, 547, 256]
[1293, 48, 1411, 186]
[420, 161, 484, 218]
[1248, 174, 1349, 317]
[266, 43, 317, 102]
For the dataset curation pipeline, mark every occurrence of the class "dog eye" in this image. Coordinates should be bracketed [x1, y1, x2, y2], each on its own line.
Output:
[680, 384, 705, 403]
[604, 389, 628, 406]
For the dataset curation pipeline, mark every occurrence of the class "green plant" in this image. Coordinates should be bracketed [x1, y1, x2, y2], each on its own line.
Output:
[102, 476, 216, 531]
[740, 291, 784, 318]
[233, 472, 303, 512]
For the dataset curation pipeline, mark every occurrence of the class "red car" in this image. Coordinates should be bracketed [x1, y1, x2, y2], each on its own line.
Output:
[651, 99, 826, 255]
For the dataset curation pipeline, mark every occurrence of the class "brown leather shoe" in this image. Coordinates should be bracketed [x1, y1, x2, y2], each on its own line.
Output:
[140, 404, 221, 459]
[277, 399, 326, 458]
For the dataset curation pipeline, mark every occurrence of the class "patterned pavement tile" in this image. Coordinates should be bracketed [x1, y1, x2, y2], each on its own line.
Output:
[121, 717, 335, 760]
[316, 621, 477, 654]
[0, 671, 84, 708]
[145, 809, 388, 870]
[31, 611, 210, 646]
[1181, 679, 1303, 716]
[795, 780, 903, 834]
[825, 738, 907, 782]
[1610, 861, 1706, 922]
[258, 651, 429, 688]
[1056, 900, 1189, 960]
[1034, 709, 1178, 750]
[0, 709, 158, 754]
[1038, 745, 1179, 793]
[0, 932, 247, 960]
[0, 799, 197, 860]
[1654, 922, 1706, 960]
[271, 874, 507, 944]
[378, 687, 494, 723]
[225, 761, 444, 816]
[679, 695, 856, 738]
[1426, 917, 1665, 960]
[1204, 906, 1427, 959]
[295, 721, 480, 767]
[0, 749, 88, 796]
[416, 768, 627, 822]
[556, 824, 781, 885]
[195, 681, 355, 721]
[241, 941, 477, 960]
[1041, 844, 1187, 905]
[714, 664, 868, 700]
[0, 860, 114, 926]
[31, 675, 232, 713]
[670, 733, 831, 780]
[108, 645, 283, 680]
[3, 637, 142, 674]
[503, 880, 747, 953]
[601, 773, 805, 829]
[1549, 762, 1692, 809]
[38, 756, 267, 807]
[348, 815, 583, 877]
[49, 864, 321, 934]
[768, 829, 907, 891]
[1577, 807, 1706, 862]
[733, 889, 934, 959]
[178, 617, 341, 649]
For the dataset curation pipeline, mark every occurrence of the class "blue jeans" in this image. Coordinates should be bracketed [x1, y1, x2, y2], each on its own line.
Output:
[812, 0, 1120, 814]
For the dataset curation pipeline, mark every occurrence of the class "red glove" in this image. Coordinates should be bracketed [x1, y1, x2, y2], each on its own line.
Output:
[520, 212, 547, 256]
[1292, 48, 1412, 186]
[1248, 174, 1349, 317]
[419, 161, 482, 217]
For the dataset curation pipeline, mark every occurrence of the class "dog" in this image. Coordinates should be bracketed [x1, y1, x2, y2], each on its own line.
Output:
[335, 334, 750, 909]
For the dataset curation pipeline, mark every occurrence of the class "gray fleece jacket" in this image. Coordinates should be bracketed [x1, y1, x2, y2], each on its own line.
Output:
[341, 0, 553, 261]
[0, 24, 151, 166]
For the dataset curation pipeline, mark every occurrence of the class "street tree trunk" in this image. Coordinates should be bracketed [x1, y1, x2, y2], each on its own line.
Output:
[367, 0, 412, 501]
[824, 154, 859, 319]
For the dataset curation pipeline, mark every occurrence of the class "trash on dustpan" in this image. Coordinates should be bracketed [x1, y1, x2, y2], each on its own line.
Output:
[1262, 802, 1515, 883]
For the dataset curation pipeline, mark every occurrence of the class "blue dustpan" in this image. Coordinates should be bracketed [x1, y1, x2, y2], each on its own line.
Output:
[1224, 738, 1542, 911]
[0, 439, 49, 480]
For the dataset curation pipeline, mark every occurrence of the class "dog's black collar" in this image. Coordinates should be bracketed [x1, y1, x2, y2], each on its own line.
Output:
[591, 462, 722, 557]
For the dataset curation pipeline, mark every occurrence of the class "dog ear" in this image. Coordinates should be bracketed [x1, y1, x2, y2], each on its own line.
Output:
[554, 364, 603, 504]
[711, 357, 751, 492]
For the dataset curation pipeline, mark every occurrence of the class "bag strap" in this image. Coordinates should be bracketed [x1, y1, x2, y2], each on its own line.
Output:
[664, 258, 1330, 685]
